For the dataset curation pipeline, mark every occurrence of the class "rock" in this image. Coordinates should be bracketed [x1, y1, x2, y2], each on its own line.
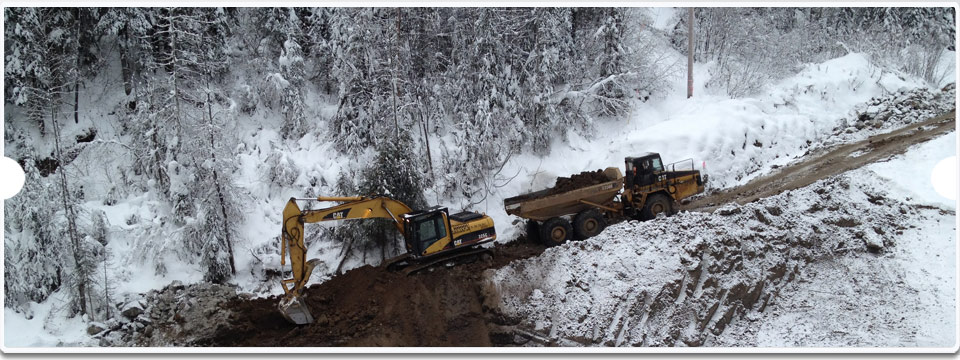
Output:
[169, 280, 185, 290]
[87, 322, 108, 336]
[121, 301, 145, 319]
[716, 204, 741, 216]
[863, 232, 884, 253]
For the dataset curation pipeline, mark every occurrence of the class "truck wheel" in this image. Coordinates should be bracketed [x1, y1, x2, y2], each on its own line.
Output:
[539, 217, 572, 247]
[526, 220, 541, 244]
[642, 194, 673, 220]
[573, 209, 606, 240]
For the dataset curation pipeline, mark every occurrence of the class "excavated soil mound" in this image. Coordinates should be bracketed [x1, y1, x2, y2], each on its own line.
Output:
[197, 241, 545, 347]
[546, 169, 608, 196]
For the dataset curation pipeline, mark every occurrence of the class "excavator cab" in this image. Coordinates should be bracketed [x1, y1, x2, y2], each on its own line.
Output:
[403, 207, 452, 257]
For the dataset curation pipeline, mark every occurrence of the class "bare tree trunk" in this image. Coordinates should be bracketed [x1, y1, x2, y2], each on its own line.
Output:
[335, 238, 355, 275]
[119, 24, 133, 96]
[75, 9, 82, 124]
[687, 7, 694, 99]
[391, 8, 402, 139]
[208, 92, 236, 275]
[169, 10, 184, 152]
[52, 106, 87, 315]
[419, 107, 434, 179]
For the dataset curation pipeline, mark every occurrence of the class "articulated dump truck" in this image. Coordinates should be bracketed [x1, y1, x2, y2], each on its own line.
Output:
[504, 153, 707, 246]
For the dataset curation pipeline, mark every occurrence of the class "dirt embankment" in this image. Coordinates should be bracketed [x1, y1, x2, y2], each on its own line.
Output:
[195, 241, 545, 347]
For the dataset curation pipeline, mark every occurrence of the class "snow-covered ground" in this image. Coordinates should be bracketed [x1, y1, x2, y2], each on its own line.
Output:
[715, 132, 957, 348]
[3, 291, 93, 347]
[483, 132, 957, 348]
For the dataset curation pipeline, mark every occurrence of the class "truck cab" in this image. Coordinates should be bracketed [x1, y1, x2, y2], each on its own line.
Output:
[622, 153, 706, 219]
[624, 152, 664, 188]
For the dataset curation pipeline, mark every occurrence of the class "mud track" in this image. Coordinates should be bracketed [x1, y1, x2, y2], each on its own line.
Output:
[682, 110, 956, 213]
[196, 109, 954, 347]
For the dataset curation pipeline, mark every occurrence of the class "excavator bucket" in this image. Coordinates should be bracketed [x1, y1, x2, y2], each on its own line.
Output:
[277, 258, 323, 325]
[278, 295, 315, 325]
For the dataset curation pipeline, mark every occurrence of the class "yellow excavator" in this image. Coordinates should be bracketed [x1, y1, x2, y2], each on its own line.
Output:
[277, 196, 497, 325]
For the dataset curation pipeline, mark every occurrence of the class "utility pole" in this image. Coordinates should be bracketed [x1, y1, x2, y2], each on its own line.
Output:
[687, 7, 694, 99]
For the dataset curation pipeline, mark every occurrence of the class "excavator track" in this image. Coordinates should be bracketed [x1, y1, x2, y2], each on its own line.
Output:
[384, 247, 494, 275]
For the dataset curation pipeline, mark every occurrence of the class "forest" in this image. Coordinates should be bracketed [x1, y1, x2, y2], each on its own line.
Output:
[3, 7, 955, 324]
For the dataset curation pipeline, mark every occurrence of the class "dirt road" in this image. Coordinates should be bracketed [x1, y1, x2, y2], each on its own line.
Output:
[682, 110, 956, 213]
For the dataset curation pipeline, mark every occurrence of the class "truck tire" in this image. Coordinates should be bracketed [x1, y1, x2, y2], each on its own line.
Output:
[573, 209, 606, 240]
[526, 220, 541, 244]
[540, 217, 572, 247]
[642, 193, 673, 220]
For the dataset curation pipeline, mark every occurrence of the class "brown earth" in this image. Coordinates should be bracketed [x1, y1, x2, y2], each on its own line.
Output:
[546, 169, 609, 196]
[197, 240, 545, 346]
[186, 109, 955, 347]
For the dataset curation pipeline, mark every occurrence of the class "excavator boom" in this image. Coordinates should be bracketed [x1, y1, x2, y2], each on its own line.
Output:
[278, 196, 412, 325]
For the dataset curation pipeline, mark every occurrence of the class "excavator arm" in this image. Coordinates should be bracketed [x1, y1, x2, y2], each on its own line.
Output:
[278, 196, 413, 324]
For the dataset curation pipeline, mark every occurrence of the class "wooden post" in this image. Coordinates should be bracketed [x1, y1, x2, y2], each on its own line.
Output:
[687, 7, 694, 99]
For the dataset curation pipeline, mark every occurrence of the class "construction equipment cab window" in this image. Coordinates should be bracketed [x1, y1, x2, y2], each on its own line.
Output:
[411, 214, 447, 253]
[627, 154, 664, 187]
[406, 210, 447, 254]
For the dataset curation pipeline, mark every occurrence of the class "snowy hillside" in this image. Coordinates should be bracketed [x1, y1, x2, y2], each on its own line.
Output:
[2, 7, 956, 348]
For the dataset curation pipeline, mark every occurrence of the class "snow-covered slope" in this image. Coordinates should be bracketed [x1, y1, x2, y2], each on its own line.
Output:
[717, 132, 957, 347]
[482, 132, 957, 348]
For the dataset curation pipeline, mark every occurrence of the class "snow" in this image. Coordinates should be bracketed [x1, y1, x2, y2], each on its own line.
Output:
[4, 292, 93, 347]
[866, 132, 957, 210]
[646, 8, 679, 32]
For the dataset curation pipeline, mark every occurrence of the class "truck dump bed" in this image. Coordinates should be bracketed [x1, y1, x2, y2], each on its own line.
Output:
[504, 167, 623, 221]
